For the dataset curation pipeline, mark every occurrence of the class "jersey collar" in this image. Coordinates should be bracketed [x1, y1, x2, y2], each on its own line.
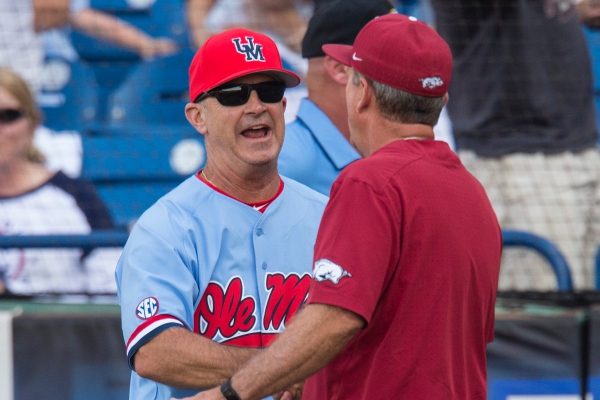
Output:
[196, 171, 284, 213]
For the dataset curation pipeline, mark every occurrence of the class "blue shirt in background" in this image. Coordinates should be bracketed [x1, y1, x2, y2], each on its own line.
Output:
[279, 99, 361, 196]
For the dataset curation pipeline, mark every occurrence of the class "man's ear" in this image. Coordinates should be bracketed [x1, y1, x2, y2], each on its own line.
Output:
[324, 56, 349, 86]
[185, 103, 208, 135]
[443, 92, 449, 106]
[356, 76, 373, 113]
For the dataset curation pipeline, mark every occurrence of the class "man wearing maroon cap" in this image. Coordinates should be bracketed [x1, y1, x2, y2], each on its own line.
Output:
[178, 13, 501, 400]
[116, 27, 328, 400]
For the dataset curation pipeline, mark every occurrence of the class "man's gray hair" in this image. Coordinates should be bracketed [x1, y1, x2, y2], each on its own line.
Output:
[352, 70, 445, 126]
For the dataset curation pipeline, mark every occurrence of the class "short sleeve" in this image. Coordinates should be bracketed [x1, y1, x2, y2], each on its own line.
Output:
[50, 172, 114, 229]
[116, 203, 199, 370]
[306, 178, 400, 324]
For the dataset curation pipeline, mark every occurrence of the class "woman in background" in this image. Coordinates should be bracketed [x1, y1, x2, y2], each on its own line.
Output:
[0, 68, 120, 296]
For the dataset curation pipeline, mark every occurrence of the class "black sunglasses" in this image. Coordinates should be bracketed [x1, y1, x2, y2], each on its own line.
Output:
[195, 81, 286, 106]
[0, 109, 24, 124]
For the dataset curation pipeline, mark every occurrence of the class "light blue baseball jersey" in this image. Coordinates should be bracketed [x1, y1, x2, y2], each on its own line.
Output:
[116, 174, 327, 399]
[278, 98, 361, 196]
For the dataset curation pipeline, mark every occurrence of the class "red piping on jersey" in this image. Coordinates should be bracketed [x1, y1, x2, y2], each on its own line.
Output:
[126, 314, 184, 348]
[196, 171, 284, 213]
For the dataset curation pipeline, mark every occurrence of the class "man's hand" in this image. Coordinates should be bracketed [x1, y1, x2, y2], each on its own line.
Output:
[273, 381, 304, 400]
[138, 37, 179, 60]
[175, 304, 363, 400]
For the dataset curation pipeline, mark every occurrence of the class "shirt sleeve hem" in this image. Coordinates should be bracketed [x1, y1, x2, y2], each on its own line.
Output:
[125, 315, 186, 371]
[306, 292, 373, 325]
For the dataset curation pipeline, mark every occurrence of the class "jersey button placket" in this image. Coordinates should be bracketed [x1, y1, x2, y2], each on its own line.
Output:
[255, 229, 266, 269]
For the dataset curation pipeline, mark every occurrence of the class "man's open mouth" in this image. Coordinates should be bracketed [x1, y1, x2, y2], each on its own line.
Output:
[241, 125, 270, 139]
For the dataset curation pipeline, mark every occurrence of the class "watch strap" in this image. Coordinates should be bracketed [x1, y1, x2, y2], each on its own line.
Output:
[220, 378, 242, 400]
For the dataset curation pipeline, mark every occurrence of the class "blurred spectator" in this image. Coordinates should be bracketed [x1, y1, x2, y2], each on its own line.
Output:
[35, 0, 178, 61]
[431, 0, 600, 290]
[186, 0, 311, 53]
[0, 0, 44, 93]
[32, 0, 179, 176]
[0, 0, 177, 95]
[277, 0, 395, 196]
[0, 68, 120, 296]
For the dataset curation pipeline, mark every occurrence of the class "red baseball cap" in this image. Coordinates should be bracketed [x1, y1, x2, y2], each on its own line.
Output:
[323, 13, 452, 97]
[189, 28, 301, 102]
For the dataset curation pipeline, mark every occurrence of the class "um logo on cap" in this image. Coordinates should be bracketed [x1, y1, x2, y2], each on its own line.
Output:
[232, 37, 265, 62]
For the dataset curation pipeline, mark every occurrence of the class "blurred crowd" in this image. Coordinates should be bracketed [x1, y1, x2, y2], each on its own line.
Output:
[1, 0, 600, 296]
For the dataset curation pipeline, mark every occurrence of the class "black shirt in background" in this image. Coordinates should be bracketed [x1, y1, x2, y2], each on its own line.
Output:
[432, 0, 598, 157]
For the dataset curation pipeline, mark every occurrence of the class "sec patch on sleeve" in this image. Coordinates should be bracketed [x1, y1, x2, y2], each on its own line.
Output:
[136, 297, 159, 319]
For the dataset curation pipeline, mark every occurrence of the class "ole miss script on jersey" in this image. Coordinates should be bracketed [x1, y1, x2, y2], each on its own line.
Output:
[195, 273, 311, 346]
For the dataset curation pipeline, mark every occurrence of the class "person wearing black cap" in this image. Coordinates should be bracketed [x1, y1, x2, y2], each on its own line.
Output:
[176, 13, 501, 400]
[277, 0, 394, 196]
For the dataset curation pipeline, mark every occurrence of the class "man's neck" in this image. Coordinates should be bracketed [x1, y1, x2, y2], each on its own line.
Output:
[201, 162, 281, 204]
[364, 117, 435, 157]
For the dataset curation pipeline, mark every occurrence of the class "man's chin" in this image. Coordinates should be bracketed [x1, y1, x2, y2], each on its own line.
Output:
[242, 155, 279, 169]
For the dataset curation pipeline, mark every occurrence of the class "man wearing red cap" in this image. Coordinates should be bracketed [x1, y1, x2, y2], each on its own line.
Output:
[116, 27, 327, 400]
[178, 13, 501, 400]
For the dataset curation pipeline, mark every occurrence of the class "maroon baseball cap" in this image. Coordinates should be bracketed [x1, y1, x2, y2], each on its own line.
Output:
[323, 13, 452, 97]
[189, 28, 301, 102]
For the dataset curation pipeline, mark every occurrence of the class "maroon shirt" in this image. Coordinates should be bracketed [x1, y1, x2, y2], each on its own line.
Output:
[304, 139, 502, 400]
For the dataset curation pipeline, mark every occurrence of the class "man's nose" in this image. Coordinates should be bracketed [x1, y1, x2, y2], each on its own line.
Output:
[244, 90, 267, 113]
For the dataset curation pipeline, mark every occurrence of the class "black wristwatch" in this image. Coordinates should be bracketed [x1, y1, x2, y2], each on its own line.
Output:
[220, 378, 243, 400]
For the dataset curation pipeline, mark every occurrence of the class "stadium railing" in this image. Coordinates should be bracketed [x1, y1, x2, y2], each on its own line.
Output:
[0, 230, 574, 290]
[0, 231, 129, 250]
[502, 230, 573, 291]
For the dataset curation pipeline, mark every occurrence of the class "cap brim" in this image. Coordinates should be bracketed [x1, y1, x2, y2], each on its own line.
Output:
[267, 70, 301, 88]
[322, 44, 353, 67]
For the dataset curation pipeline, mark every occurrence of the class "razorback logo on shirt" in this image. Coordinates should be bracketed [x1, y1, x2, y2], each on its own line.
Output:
[195, 273, 311, 346]
[313, 259, 352, 284]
